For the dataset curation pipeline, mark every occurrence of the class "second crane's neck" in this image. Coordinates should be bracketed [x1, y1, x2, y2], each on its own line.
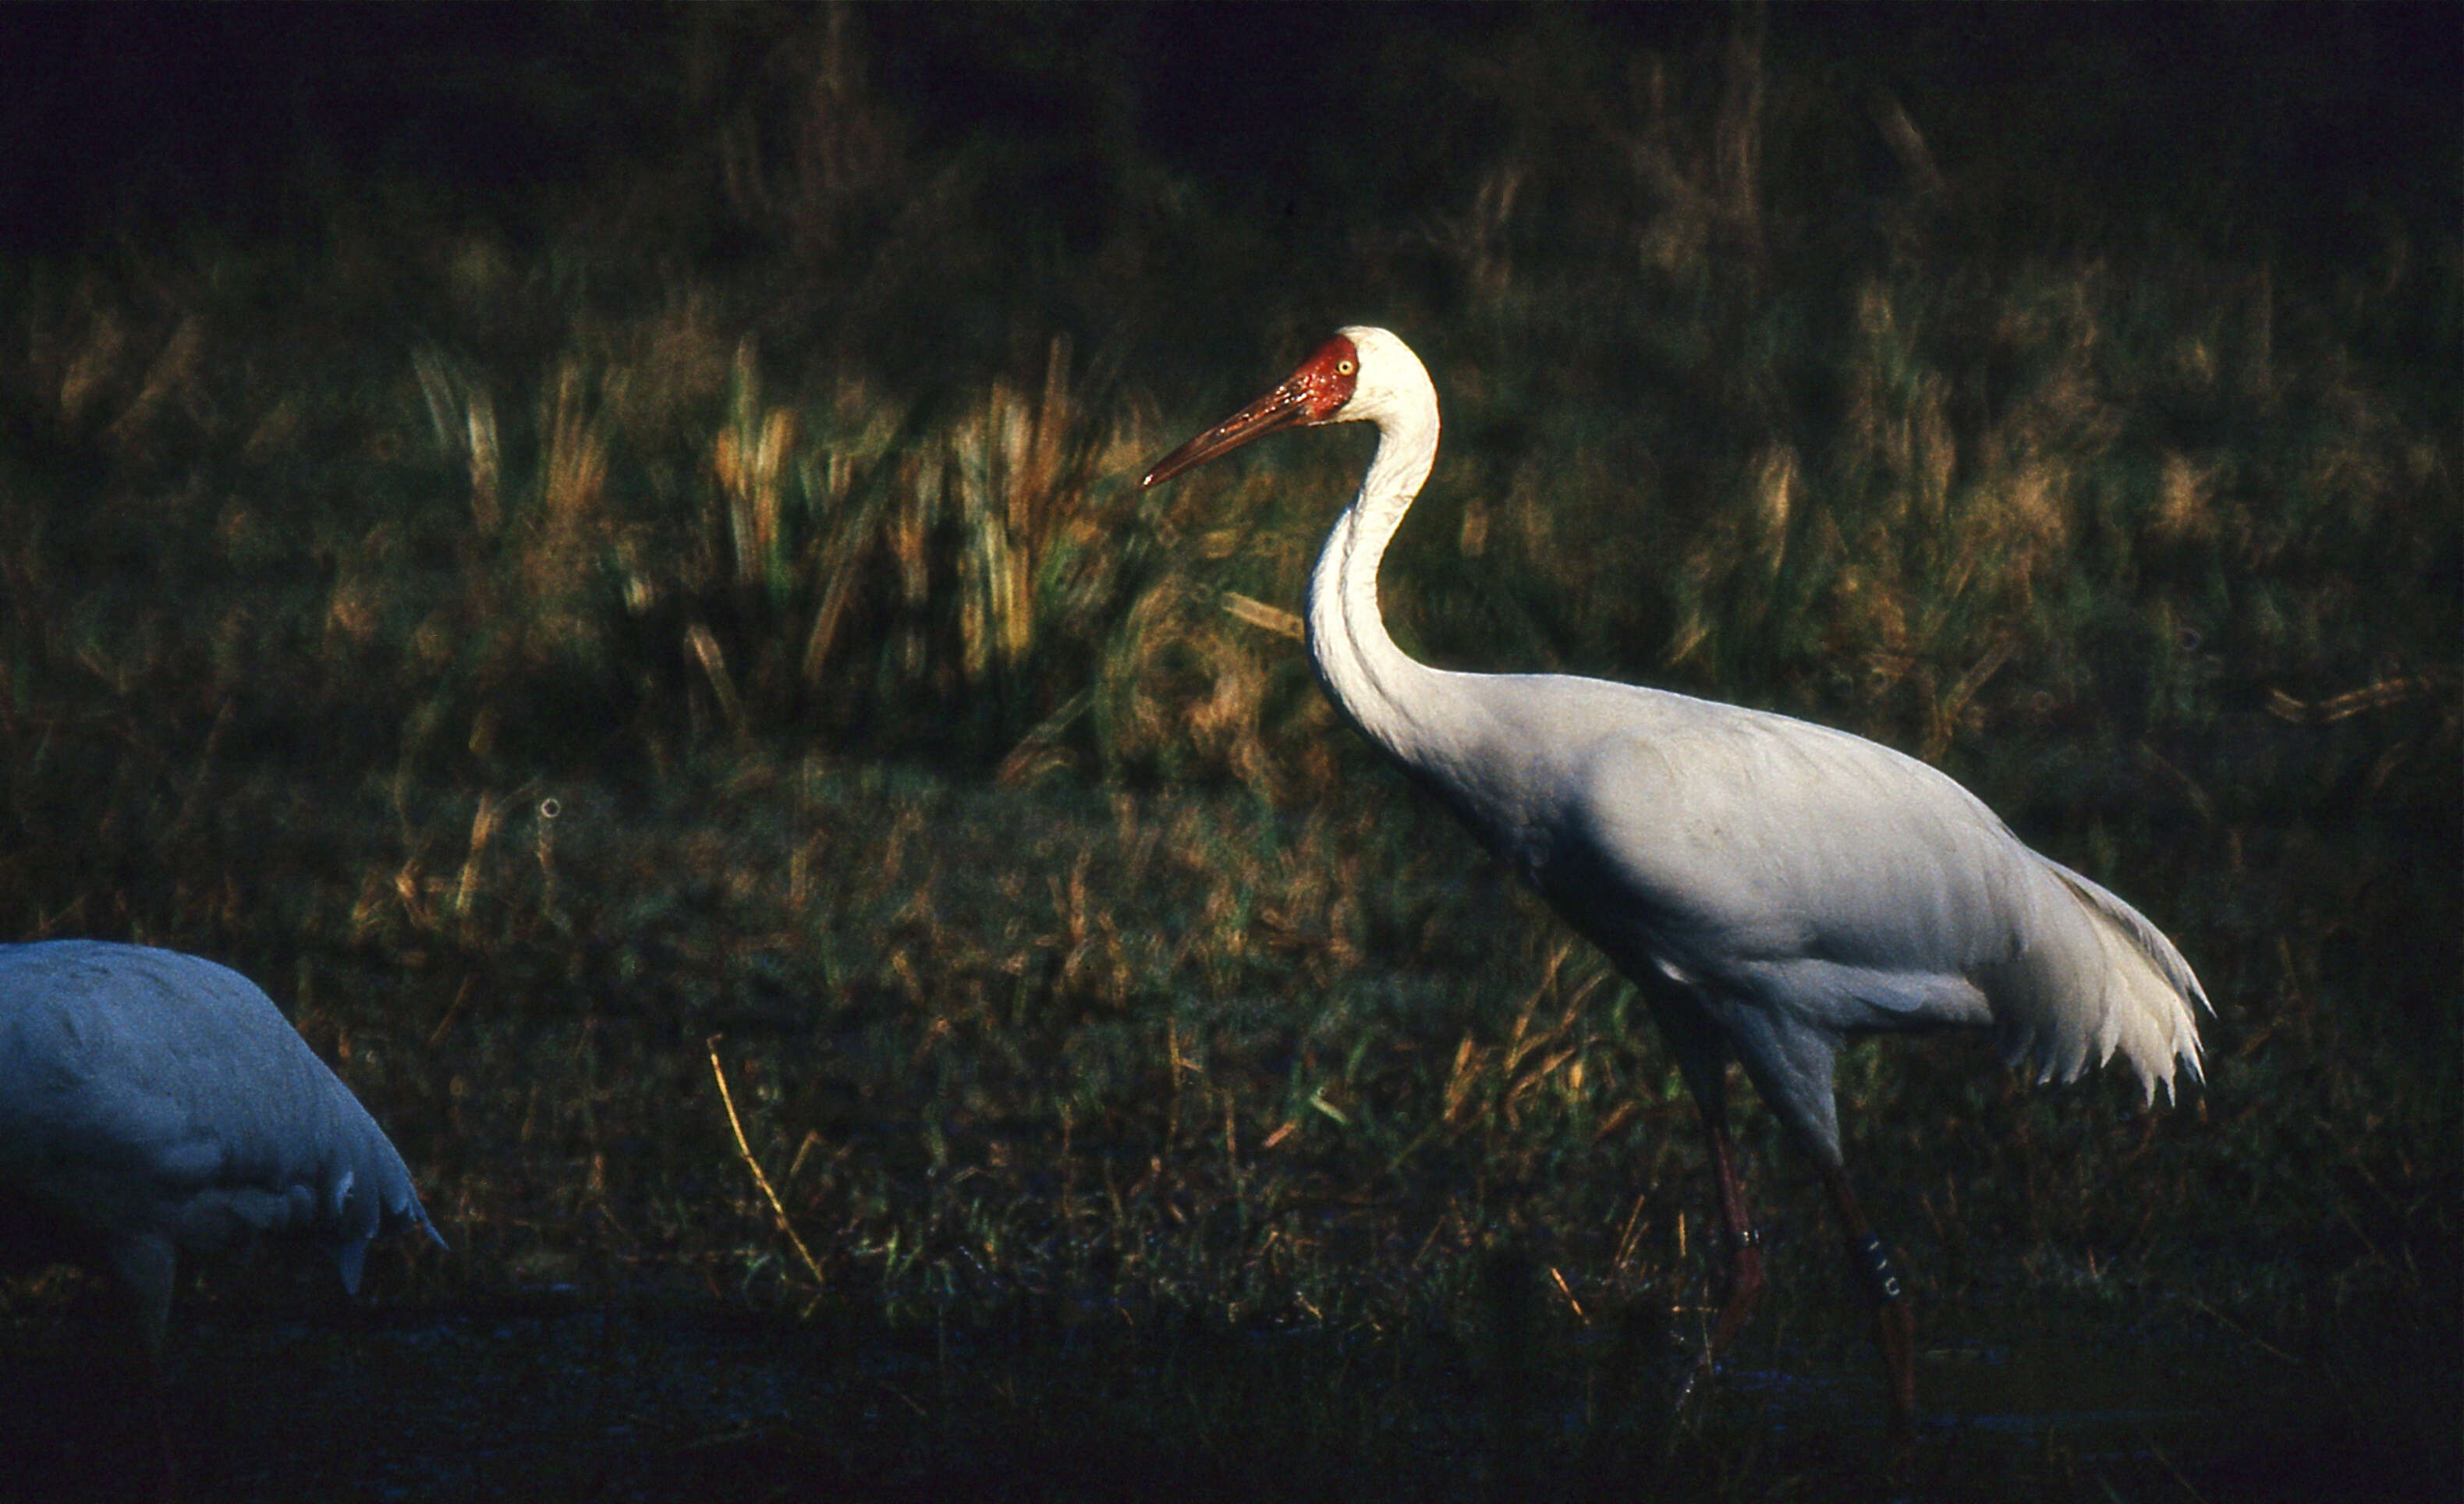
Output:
[1304, 401, 1468, 774]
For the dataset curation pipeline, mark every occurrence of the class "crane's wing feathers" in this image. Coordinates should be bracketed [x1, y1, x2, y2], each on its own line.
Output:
[0, 941, 435, 1318]
[1457, 676, 2205, 1105]
[1993, 857, 2208, 1098]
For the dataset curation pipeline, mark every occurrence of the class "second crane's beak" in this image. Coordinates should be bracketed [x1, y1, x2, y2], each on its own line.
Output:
[1140, 378, 1315, 489]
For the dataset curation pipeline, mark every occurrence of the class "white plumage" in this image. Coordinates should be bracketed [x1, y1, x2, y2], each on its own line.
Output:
[0, 940, 438, 1345]
[1143, 326, 2207, 1424]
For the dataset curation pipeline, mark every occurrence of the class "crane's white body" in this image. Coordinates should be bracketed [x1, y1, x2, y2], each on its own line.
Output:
[0, 941, 436, 1343]
[1306, 327, 2205, 1163]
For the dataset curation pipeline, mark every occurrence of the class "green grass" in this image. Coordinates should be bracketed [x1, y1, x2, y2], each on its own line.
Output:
[0, 8, 2455, 1499]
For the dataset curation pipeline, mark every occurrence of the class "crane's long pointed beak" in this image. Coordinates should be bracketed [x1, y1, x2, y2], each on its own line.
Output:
[1141, 378, 1313, 488]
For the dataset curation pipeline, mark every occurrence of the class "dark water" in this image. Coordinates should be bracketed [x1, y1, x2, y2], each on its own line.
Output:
[0, 1287, 2445, 1503]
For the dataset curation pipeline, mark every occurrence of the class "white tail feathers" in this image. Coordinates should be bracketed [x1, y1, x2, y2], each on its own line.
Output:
[1994, 857, 2208, 1103]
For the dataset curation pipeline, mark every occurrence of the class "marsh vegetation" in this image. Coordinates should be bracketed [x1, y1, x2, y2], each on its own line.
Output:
[0, 7, 2454, 1499]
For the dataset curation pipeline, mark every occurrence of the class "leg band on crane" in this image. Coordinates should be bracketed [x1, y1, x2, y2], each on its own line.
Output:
[1856, 1233, 1904, 1304]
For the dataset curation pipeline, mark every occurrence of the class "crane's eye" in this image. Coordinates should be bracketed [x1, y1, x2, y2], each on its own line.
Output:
[1336, 360, 1355, 375]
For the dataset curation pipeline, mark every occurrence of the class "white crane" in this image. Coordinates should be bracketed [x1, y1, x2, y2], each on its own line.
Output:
[0, 940, 440, 1346]
[1142, 327, 2207, 1426]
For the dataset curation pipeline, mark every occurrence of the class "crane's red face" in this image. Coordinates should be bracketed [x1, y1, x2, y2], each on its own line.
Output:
[1141, 334, 1360, 488]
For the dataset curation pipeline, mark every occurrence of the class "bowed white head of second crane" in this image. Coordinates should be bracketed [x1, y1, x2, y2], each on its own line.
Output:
[1142, 325, 2208, 1431]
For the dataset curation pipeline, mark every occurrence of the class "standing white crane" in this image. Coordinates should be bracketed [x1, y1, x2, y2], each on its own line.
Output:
[0, 939, 440, 1350]
[1142, 327, 2206, 1427]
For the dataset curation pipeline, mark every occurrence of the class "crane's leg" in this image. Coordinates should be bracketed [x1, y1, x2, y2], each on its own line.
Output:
[108, 1233, 183, 1501]
[139, 1338, 180, 1504]
[1814, 1161, 1916, 1431]
[1650, 995, 1767, 1394]
[1707, 1008, 1916, 1435]
[1700, 1105, 1765, 1363]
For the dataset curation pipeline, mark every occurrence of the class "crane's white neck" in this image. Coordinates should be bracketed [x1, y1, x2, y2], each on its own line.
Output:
[1303, 374, 1459, 772]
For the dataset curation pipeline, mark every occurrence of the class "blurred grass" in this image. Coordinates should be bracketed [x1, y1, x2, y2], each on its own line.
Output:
[0, 7, 2455, 1499]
